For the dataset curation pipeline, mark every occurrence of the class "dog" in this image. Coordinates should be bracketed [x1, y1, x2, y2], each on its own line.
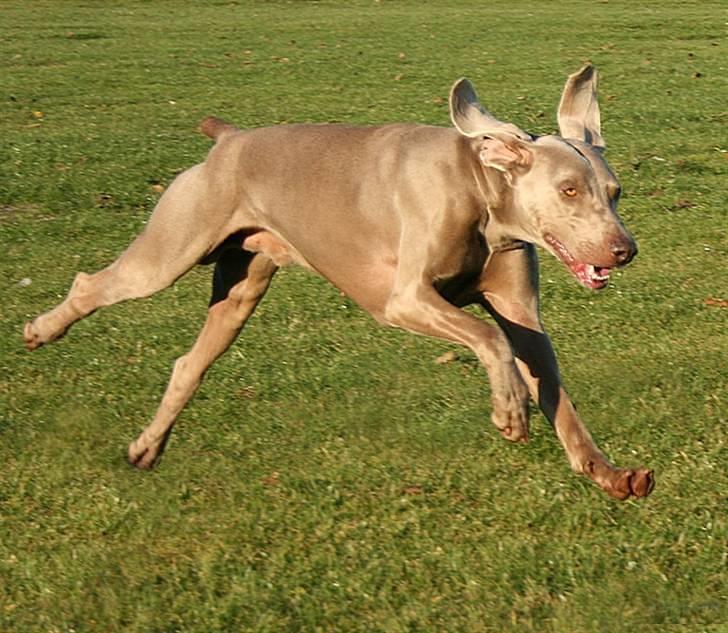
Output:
[24, 65, 654, 499]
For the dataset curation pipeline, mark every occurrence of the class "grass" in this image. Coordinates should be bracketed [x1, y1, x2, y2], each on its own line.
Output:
[1, 1, 726, 631]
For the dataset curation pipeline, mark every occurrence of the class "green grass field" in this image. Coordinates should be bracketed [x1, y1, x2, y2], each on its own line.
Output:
[1, 1, 726, 631]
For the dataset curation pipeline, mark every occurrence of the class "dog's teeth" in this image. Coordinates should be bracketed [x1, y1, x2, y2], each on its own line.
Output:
[586, 264, 609, 282]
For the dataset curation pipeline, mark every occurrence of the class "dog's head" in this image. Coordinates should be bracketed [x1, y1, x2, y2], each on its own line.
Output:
[450, 65, 636, 290]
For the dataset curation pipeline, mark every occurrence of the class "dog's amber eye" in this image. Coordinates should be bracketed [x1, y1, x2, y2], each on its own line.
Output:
[562, 187, 578, 198]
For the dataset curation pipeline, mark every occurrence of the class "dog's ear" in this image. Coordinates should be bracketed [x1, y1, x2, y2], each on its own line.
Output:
[557, 64, 605, 148]
[449, 78, 531, 140]
[477, 136, 533, 173]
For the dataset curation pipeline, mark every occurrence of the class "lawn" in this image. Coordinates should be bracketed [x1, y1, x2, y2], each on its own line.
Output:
[1, 1, 726, 631]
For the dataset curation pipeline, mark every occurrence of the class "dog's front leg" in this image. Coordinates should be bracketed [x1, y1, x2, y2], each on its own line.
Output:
[384, 282, 530, 441]
[481, 247, 654, 499]
[495, 314, 653, 499]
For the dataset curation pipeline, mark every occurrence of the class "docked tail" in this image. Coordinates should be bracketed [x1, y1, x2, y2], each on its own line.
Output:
[199, 116, 238, 140]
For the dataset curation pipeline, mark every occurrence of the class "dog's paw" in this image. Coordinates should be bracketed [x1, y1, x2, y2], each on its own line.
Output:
[23, 321, 44, 351]
[23, 318, 68, 350]
[490, 369, 530, 443]
[605, 467, 655, 500]
[127, 439, 162, 470]
[586, 461, 655, 500]
[491, 408, 529, 443]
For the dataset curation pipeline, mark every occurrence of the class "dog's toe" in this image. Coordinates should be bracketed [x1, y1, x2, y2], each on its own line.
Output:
[127, 441, 160, 470]
[491, 403, 530, 443]
[495, 420, 529, 443]
[628, 468, 655, 497]
[594, 464, 655, 500]
[23, 321, 43, 351]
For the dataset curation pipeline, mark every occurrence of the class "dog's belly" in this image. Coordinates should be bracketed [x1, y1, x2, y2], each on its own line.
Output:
[241, 228, 396, 322]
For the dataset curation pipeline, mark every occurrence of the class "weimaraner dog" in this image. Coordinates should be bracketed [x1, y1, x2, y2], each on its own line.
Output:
[24, 65, 654, 499]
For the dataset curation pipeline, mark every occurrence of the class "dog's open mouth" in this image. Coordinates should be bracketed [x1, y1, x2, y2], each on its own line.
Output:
[544, 233, 612, 290]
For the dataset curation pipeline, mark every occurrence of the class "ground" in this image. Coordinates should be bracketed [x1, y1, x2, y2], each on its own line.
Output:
[0, 1, 726, 631]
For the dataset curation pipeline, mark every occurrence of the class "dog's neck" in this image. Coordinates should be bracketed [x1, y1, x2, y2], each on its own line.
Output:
[475, 166, 528, 253]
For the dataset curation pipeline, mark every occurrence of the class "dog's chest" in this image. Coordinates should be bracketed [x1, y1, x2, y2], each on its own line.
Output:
[432, 228, 489, 297]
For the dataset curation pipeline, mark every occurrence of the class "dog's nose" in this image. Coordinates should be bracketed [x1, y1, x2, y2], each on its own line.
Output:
[611, 237, 638, 266]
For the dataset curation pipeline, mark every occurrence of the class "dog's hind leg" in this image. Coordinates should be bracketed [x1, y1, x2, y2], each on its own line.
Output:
[128, 248, 278, 469]
[24, 165, 226, 350]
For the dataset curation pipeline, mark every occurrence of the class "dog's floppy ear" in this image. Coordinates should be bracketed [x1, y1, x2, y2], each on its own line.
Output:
[449, 78, 531, 140]
[477, 136, 532, 173]
[557, 64, 605, 148]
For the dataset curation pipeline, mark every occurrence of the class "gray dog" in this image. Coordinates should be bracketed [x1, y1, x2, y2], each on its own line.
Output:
[25, 65, 653, 499]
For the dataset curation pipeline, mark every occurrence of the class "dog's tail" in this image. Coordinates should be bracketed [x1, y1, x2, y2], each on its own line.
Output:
[200, 116, 238, 140]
